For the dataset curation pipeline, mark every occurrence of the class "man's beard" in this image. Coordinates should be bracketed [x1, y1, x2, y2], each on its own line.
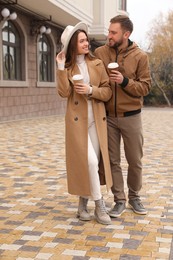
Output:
[109, 40, 123, 49]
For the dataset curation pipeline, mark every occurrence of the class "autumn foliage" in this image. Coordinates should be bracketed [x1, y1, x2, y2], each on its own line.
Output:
[144, 11, 173, 106]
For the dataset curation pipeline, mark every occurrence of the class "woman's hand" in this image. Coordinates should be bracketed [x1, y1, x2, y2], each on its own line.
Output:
[56, 51, 66, 64]
[74, 83, 90, 95]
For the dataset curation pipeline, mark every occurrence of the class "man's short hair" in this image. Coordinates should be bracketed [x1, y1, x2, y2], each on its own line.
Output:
[110, 15, 133, 33]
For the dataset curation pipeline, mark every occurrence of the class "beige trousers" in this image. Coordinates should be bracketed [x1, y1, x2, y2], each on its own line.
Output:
[107, 113, 144, 202]
[86, 100, 102, 201]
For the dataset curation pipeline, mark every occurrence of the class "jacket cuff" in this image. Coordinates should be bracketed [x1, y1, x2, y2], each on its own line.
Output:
[120, 77, 129, 88]
[57, 62, 65, 70]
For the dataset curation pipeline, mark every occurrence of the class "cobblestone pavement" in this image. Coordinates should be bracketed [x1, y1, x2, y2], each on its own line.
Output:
[0, 107, 173, 260]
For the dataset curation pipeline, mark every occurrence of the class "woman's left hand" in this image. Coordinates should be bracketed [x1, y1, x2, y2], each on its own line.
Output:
[74, 83, 90, 95]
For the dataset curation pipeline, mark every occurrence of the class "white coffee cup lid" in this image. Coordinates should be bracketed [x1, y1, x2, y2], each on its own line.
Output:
[107, 62, 119, 69]
[72, 74, 83, 80]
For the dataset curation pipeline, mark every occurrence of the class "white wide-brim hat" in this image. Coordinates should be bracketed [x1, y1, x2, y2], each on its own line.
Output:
[61, 22, 88, 54]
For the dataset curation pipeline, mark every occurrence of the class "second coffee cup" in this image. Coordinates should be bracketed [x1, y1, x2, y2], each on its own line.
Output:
[107, 62, 119, 73]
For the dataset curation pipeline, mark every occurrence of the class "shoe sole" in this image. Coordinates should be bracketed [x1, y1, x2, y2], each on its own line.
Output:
[129, 204, 147, 215]
[109, 209, 126, 218]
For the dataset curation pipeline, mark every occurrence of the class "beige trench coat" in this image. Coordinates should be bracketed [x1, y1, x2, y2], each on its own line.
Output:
[57, 57, 113, 196]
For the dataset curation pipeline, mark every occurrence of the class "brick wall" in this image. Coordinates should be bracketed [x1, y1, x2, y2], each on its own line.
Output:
[0, 13, 66, 122]
[0, 86, 66, 122]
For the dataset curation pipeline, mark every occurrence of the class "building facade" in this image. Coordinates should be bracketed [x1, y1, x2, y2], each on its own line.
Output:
[0, 0, 127, 122]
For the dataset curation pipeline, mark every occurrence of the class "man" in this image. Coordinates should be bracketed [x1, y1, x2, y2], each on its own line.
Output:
[94, 15, 151, 217]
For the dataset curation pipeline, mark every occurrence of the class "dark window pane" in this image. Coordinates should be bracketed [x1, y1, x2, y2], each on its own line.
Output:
[39, 34, 53, 82]
[2, 21, 21, 80]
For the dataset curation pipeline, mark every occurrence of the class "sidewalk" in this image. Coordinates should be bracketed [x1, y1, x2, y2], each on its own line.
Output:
[0, 107, 173, 260]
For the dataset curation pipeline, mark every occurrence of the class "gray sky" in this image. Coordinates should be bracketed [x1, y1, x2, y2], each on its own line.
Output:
[127, 0, 173, 49]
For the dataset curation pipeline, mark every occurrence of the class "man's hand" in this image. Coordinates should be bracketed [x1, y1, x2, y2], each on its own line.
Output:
[109, 70, 124, 84]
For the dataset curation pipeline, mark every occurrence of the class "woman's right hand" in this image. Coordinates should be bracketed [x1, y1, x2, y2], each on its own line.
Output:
[56, 51, 66, 64]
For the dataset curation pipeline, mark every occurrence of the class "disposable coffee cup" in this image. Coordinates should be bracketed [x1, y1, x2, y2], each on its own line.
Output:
[107, 62, 119, 73]
[72, 74, 83, 84]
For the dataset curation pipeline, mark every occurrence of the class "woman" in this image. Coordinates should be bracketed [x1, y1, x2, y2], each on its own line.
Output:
[56, 22, 112, 225]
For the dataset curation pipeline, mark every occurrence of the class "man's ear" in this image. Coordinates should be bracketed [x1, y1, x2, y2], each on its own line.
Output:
[124, 31, 131, 39]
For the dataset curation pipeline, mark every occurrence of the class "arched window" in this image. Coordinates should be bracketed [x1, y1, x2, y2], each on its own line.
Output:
[38, 34, 53, 82]
[2, 20, 21, 80]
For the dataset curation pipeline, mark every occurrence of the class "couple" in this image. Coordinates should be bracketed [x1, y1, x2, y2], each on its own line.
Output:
[56, 15, 151, 225]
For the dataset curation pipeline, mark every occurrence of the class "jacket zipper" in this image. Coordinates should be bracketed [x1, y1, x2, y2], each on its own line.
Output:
[114, 49, 119, 117]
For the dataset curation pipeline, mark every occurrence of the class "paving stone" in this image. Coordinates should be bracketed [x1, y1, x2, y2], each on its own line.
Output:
[0, 108, 173, 260]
